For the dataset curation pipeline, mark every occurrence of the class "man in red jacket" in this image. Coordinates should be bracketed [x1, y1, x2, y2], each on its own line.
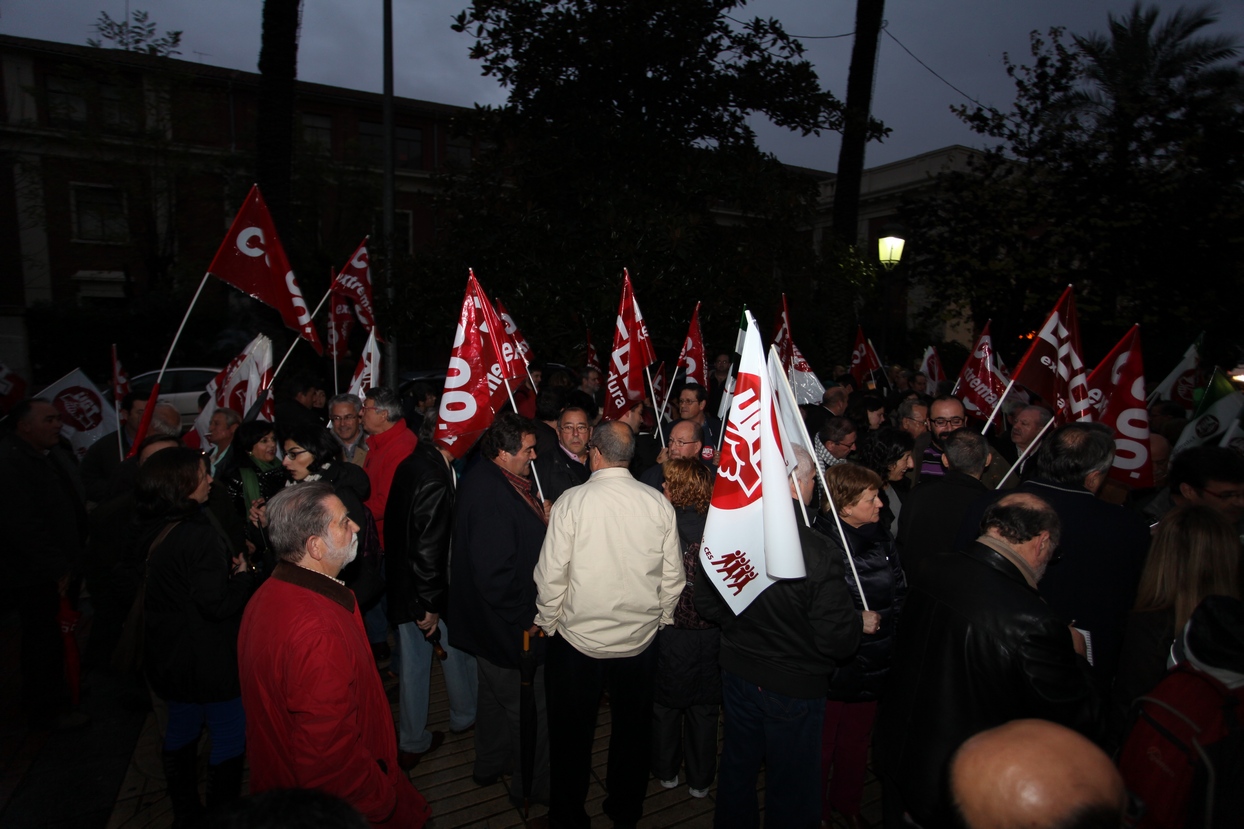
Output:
[361, 387, 418, 542]
[238, 483, 430, 828]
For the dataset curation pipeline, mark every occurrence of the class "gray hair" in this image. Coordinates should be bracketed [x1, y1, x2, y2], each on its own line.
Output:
[363, 387, 403, 422]
[212, 407, 241, 428]
[1017, 405, 1054, 427]
[792, 445, 815, 490]
[266, 482, 337, 563]
[328, 393, 362, 412]
[149, 402, 183, 437]
[593, 421, 635, 464]
[942, 428, 990, 477]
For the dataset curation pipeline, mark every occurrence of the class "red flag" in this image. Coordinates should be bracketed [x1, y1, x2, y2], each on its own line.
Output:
[652, 361, 672, 422]
[327, 290, 354, 360]
[110, 344, 131, 401]
[849, 326, 881, 388]
[482, 293, 530, 389]
[955, 322, 1009, 419]
[207, 185, 323, 354]
[435, 275, 507, 459]
[1086, 325, 1152, 488]
[920, 346, 946, 385]
[772, 295, 826, 405]
[585, 328, 602, 373]
[1010, 286, 1091, 423]
[677, 302, 707, 388]
[331, 238, 377, 332]
[603, 270, 657, 421]
[496, 299, 534, 368]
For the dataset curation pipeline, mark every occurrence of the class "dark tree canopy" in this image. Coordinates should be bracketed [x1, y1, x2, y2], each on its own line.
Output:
[901, 3, 1244, 371]
[387, 0, 879, 367]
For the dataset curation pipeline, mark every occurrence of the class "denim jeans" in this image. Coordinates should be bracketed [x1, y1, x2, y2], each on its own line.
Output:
[164, 697, 246, 763]
[714, 670, 825, 829]
[397, 619, 478, 753]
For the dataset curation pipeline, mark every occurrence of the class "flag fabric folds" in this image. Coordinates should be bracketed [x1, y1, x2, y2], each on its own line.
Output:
[772, 295, 826, 405]
[602, 271, 657, 422]
[330, 238, 377, 331]
[955, 322, 1009, 421]
[207, 184, 323, 354]
[676, 302, 708, 389]
[1174, 368, 1244, 454]
[849, 326, 882, 389]
[192, 335, 275, 444]
[347, 328, 382, 402]
[1149, 336, 1201, 415]
[699, 312, 804, 614]
[1009, 286, 1091, 423]
[920, 346, 946, 385]
[1086, 325, 1153, 488]
[110, 345, 131, 402]
[35, 369, 119, 460]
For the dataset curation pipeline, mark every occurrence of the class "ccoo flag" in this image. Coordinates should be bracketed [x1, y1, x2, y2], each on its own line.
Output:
[435, 273, 511, 459]
[1010, 285, 1091, 423]
[207, 185, 323, 354]
[849, 326, 882, 389]
[1086, 325, 1153, 488]
[676, 302, 708, 389]
[699, 312, 804, 614]
[602, 270, 657, 421]
[955, 321, 1009, 420]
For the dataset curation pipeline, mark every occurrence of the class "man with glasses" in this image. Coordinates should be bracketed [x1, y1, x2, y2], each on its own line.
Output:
[813, 417, 857, 483]
[672, 382, 720, 463]
[534, 406, 592, 503]
[912, 396, 968, 484]
[328, 393, 368, 466]
[896, 397, 929, 442]
[1169, 445, 1244, 527]
[640, 419, 706, 491]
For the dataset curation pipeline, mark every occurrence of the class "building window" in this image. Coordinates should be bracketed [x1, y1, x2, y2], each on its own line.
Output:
[100, 84, 140, 132]
[373, 209, 414, 256]
[301, 113, 333, 154]
[71, 185, 128, 243]
[445, 135, 473, 169]
[46, 76, 88, 125]
[72, 270, 127, 305]
[357, 122, 424, 169]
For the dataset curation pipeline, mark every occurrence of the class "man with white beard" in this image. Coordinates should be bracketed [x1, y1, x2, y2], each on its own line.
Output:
[238, 483, 431, 827]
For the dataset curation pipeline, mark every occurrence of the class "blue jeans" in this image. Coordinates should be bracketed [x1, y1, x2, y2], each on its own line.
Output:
[164, 697, 246, 764]
[397, 619, 478, 753]
[714, 670, 825, 829]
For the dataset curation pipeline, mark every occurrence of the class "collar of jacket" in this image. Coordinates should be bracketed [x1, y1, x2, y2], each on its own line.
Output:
[271, 559, 356, 613]
[939, 467, 989, 490]
[588, 466, 632, 481]
[1026, 478, 1092, 498]
[366, 419, 413, 453]
[964, 539, 1041, 592]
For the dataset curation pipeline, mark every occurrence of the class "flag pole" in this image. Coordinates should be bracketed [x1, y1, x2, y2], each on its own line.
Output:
[981, 378, 1016, 434]
[994, 415, 1057, 489]
[502, 375, 545, 501]
[716, 366, 734, 456]
[330, 267, 340, 397]
[111, 344, 124, 461]
[790, 472, 811, 526]
[644, 365, 666, 449]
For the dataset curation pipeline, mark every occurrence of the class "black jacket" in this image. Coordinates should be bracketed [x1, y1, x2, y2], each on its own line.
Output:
[896, 468, 988, 586]
[308, 461, 384, 611]
[0, 435, 86, 583]
[875, 541, 1103, 825]
[384, 442, 455, 625]
[654, 506, 720, 708]
[533, 443, 589, 504]
[448, 458, 548, 669]
[815, 519, 907, 701]
[695, 500, 863, 699]
[141, 509, 256, 702]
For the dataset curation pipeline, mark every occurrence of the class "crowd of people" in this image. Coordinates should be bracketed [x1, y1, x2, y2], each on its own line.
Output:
[3, 355, 1243, 829]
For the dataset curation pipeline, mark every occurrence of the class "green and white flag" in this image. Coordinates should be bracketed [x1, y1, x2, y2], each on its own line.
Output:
[1173, 368, 1244, 454]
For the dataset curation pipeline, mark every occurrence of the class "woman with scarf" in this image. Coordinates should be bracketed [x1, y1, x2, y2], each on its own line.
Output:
[222, 420, 286, 564]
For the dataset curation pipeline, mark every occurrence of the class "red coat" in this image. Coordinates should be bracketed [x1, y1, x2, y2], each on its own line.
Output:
[238, 561, 429, 827]
[362, 419, 418, 543]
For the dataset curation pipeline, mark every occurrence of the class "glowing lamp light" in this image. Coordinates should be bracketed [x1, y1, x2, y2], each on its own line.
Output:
[878, 235, 905, 270]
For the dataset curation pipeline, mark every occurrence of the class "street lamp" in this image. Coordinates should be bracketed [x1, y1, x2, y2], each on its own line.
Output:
[878, 233, 905, 270]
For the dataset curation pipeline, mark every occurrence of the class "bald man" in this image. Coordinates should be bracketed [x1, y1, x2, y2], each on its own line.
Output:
[951, 719, 1126, 829]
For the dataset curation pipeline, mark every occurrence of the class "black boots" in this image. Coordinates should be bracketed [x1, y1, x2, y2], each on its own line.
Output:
[162, 743, 202, 828]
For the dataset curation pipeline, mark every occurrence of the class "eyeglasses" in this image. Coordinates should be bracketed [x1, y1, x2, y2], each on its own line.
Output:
[285, 448, 311, 459]
[669, 438, 700, 448]
[1201, 487, 1244, 502]
[360, 405, 376, 413]
[330, 414, 359, 423]
[930, 417, 965, 428]
[678, 398, 698, 407]
[903, 416, 928, 427]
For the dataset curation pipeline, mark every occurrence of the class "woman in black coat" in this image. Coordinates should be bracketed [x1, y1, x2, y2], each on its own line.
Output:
[222, 420, 286, 560]
[815, 462, 908, 829]
[136, 446, 256, 826]
[279, 423, 385, 611]
[651, 458, 720, 799]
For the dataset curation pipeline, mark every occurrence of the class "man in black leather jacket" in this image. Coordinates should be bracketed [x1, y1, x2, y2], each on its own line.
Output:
[385, 436, 476, 769]
[877, 492, 1104, 828]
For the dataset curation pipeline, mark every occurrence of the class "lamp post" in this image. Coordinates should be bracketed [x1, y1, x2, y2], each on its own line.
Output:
[878, 233, 905, 270]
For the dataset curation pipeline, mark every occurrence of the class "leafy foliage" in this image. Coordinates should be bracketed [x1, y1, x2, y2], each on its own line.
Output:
[901, 3, 1244, 368]
[87, 10, 182, 57]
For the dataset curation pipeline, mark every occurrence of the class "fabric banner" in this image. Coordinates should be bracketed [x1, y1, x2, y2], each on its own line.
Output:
[110, 345, 131, 401]
[602, 270, 657, 422]
[35, 369, 118, 460]
[772, 295, 825, 405]
[1086, 325, 1153, 488]
[849, 326, 882, 389]
[920, 346, 946, 385]
[192, 335, 275, 445]
[207, 184, 323, 354]
[496, 298, 534, 370]
[347, 328, 382, 402]
[327, 290, 355, 359]
[677, 302, 708, 389]
[699, 312, 804, 615]
[1009, 285, 1091, 423]
[955, 322, 1009, 419]
[435, 275, 510, 459]
[1149, 336, 1201, 415]
[331, 238, 376, 331]
[1174, 368, 1244, 454]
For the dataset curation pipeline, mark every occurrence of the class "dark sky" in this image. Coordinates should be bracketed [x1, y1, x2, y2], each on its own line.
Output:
[3, 0, 1242, 170]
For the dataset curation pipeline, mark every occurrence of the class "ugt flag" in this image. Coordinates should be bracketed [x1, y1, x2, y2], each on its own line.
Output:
[207, 185, 323, 354]
[602, 270, 657, 421]
[700, 312, 804, 614]
[1010, 285, 1091, 423]
[773, 294, 825, 405]
[1149, 336, 1201, 416]
[192, 335, 275, 445]
[920, 346, 946, 386]
[36, 369, 118, 460]
[1174, 368, 1244, 454]
[1086, 325, 1153, 488]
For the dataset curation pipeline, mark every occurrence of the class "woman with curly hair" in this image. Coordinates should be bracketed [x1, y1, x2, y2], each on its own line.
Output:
[854, 427, 914, 536]
[651, 458, 720, 799]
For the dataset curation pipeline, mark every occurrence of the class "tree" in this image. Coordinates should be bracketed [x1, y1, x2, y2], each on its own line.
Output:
[88, 9, 182, 57]
[901, 3, 1244, 368]
[831, 0, 888, 246]
[390, 0, 882, 364]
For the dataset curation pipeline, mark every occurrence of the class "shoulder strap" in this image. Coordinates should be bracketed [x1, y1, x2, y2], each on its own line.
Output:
[147, 520, 182, 562]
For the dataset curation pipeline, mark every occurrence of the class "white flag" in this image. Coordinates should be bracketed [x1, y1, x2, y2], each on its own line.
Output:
[699, 312, 804, 614]
[348, 327, 382, 401]
[36, 368, 119, 460]
[193, 334, 274, 445]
